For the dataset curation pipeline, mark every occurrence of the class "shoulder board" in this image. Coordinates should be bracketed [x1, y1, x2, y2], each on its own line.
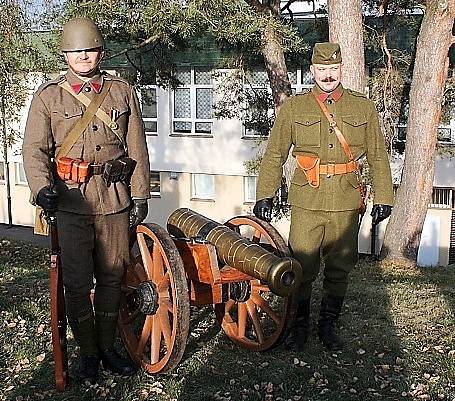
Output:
[102, 72, 131, 86]
[296, 88, 311, 95]
[36, 75, 65, 93]
[346, 89, 367, 98]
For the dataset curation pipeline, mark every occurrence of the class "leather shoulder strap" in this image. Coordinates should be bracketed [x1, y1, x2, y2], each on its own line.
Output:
[56, 80, 112, 158]
[313, 92, 354, 162]
[58, 80, 127, 153]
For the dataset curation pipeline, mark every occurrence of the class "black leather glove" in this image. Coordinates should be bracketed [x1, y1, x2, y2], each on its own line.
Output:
[371, 204, 392, 225]
[36, 186, 58, 214]
[129, 199, 148, 227]
[253, 198, 273, 222]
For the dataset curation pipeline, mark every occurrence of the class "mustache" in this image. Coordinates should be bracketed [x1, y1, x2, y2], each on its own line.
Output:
[322, 77, 336, 82]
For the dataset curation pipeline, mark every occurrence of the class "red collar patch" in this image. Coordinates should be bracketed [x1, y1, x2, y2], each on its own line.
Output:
[90, 82, 102, 93]
[70, 83, 84, 94]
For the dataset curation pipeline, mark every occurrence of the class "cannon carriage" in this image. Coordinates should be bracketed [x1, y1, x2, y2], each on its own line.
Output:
[117, 208, 303, 374]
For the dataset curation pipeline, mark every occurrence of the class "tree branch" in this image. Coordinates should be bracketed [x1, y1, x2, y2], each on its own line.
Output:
[104, 34, 161, 61]
[377, 0, 391, 16]
[248, 0, 269, 13]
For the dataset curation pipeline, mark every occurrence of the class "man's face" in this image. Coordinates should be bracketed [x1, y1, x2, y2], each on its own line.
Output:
[310, 63, 342, 92]
[64, 47, 103, 77]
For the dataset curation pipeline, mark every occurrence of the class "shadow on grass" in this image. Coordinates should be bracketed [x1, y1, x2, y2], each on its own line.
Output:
[172, 260, 454, 400]
[1, 239, 453, 401]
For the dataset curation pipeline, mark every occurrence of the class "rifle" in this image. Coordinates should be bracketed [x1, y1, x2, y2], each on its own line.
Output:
[370, 215, 379, 261]
[47, 213, 69, 391]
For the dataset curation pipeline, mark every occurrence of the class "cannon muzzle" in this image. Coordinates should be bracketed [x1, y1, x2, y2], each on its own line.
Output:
[167, 208, 302, 297]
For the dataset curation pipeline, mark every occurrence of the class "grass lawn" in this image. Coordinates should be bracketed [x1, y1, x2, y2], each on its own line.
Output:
[0, 238, 454, 401]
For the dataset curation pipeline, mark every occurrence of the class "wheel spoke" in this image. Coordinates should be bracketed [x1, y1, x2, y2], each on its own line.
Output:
[160, 296, 173, 313]
[136, 315, 152, 356]
[152, 243, 164, 283]
[137, 233, 154, 280]
[121, 284, 137, 294]
[157, 272, 170, 293]
[224, 299, 235, 315]
[158, 308, 172, 350]
[237, 302, 247, 338]
[252, 229, 262, 243]
[251, 294, 280, 325]
[246, 299, 264, 343]
[150, 315, 162, 364]
[124, 308, 141, 325]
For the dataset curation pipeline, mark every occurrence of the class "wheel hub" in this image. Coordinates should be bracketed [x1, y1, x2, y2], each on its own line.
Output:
[229, 281, 251, 302]
[128, 281, 159, 315]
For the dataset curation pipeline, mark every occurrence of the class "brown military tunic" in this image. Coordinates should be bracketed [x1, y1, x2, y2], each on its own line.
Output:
[256, 84, 393, 299]
[22, 70, 151, 339]
[22, 69, 150, 214]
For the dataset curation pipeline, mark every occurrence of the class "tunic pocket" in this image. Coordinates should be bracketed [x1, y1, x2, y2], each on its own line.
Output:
[341, 115, 367, 146]
[294, 115, 321, 147]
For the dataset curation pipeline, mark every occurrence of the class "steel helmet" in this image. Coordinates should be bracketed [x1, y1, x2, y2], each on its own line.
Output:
[60, 17, 105, 52]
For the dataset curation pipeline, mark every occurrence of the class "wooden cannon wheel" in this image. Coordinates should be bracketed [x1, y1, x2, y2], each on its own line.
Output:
[215, 216, 295, 351]
[118, 223, 190, 373]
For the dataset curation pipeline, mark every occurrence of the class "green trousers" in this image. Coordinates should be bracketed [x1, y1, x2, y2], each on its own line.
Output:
[288, 206, 359, 300]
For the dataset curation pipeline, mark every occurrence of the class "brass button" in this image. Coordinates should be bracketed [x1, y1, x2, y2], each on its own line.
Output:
[329, 128, 334, 133]
[329, 143, 334, 148]
[92, 125, 98, 131]
[84, 86, 91, 92]
[109, 122, 118, 130]
[95, 145, 101, 151]
[328, 99, 333, 104]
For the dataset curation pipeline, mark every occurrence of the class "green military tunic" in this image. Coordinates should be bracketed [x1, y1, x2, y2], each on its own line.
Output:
[256, 84, 393, 299]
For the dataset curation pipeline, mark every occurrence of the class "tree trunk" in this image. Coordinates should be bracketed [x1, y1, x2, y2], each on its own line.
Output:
[327, 0, 365, 92]
[383, 0, 454, 265]
[262, 20, 292, 113]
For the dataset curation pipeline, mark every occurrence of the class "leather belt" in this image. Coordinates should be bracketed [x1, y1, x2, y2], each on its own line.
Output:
[319, 160, 357, 176]
[90, 163, 104, 175]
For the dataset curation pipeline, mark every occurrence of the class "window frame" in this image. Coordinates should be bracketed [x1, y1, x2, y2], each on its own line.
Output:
[14, 162, 27, 185]
[140, 85, 158, 136]
[150, 171, 161, 197]
[244, 175, 257, 203]
[191, 173, 215, 200]
[171, 67, 214, 136]
[429, 187, 454, 209]
[0, 161, 5, 183]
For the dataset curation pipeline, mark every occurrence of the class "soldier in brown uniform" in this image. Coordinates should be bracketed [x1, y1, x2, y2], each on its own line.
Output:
[254, 43, 393, 352]
[22, 17, 150, 382]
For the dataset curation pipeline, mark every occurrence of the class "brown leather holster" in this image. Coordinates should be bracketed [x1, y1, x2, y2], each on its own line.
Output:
[296, 155, 320, 188]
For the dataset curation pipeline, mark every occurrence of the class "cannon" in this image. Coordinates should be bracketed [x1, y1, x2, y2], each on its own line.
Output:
[118, 208, 303, 374]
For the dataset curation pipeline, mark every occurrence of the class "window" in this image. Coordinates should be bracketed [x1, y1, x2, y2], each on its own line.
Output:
[243, 69, 273, 138]
[429, 187, 454, 209]
[150, 171, 161, 197]
[141, 87, 158, 135]
[15, 162, 27, 184]
[0, 161, 5, 182]
[244, 176, 257, 203]
[395, 125, 453, 144]
[242, 66, 313, 137]
[191, 173, 215, 200]
[172, 68, 213, 135]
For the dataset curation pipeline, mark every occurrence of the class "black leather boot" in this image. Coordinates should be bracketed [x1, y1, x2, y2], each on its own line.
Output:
[285, 298, 311, 352]
[318, 295, 344, 351]
[100, 349, 136, 376]
[77, 355, 100, 384]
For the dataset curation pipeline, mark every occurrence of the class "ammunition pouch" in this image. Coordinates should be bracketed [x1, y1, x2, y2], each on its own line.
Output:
[296, 155, 320, 188]
[102, 157, 137, 186]
[56, 157, 91, 184]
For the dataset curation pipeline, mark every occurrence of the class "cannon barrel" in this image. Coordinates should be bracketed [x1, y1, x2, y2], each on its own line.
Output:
[167, 208, 302, 297]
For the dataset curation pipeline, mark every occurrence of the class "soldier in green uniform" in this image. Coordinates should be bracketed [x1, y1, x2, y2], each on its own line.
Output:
[253, 42, 393, 352]
[22, 17, 150, 382]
